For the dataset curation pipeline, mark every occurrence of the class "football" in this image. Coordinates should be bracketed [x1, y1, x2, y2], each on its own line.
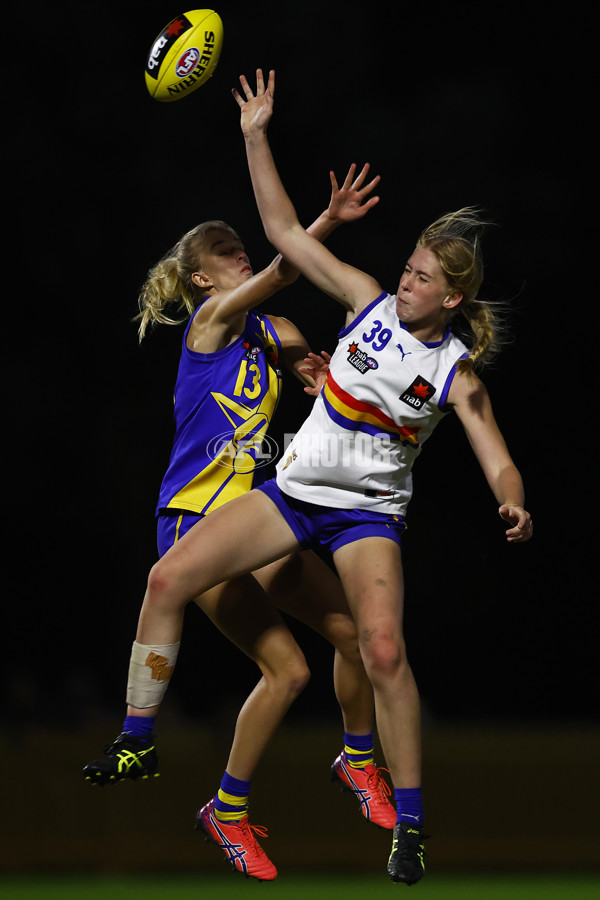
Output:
[145, 9, 223, 102]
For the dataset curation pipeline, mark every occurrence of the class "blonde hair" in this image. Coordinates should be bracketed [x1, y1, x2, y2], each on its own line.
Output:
[417, 206, 506, 371]
[135, 220, 240, 341]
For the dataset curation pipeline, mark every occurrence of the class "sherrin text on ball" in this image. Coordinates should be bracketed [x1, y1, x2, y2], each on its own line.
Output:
[145, 9, 223, 102]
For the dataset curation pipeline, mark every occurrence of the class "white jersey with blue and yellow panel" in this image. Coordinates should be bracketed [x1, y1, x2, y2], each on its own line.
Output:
[157, 308, 282, 516]
[276, 292, 469, 516]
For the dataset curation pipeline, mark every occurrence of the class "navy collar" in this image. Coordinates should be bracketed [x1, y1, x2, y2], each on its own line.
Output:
[399, 320, 451, 348]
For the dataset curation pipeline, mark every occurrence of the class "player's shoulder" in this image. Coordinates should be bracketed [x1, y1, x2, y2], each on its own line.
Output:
[447, 366, 488, 409]
[261, 314, 302, 344]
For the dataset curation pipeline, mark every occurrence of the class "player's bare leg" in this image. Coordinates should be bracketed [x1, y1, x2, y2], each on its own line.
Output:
[333, 536, 427, 883]
[83, 491, 300, 787]
[191, 572, 310, 884]
[333, 537, 420, 787]
[136, 490, 300, 646]
[255, 549, 395, 829]
[254, 550, 374, 734]
[194, 574, 311, 780]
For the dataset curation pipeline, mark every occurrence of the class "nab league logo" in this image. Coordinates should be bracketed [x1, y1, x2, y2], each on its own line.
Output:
[347, 341, 378, 375]
[399, 376, 436, 410]
[242, 340, 262, 362]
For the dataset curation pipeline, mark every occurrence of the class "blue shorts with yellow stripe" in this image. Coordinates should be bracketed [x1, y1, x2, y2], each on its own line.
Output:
[156, 511, 202, 558]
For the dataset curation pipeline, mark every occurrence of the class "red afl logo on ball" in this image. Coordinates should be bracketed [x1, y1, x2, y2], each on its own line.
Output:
[175, 47, 200, 78]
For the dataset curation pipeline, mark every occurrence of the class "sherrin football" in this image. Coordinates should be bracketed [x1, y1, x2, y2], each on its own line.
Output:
[145, 9, 223, 102]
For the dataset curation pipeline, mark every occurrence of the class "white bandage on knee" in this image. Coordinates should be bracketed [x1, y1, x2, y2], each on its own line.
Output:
[126, 640, 181, 709]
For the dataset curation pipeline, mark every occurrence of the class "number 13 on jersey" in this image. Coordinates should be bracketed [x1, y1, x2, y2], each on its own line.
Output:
[233, 359, 262, 399]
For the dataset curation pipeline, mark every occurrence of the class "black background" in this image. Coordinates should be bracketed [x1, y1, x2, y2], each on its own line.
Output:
[7, 1, 595, 734]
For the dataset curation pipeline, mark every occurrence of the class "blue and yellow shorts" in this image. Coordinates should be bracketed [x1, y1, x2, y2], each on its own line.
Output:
[156, 510, 202, 558]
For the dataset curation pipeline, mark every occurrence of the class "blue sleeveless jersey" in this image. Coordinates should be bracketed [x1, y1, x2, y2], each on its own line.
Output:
[156, 309, 282, 516]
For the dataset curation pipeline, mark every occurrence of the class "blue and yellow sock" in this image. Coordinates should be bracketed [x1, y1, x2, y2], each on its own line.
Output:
[214, 772, 251, 823]
[394, 787, 424, 825]
[122, 715, 155, 742]
[343, 731, 374, 769]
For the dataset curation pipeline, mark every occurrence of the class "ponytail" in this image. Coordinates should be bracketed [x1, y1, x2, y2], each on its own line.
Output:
[135, 220, 240, 342]
[418, 206, 508, 371]
[136, 254, 196, 341]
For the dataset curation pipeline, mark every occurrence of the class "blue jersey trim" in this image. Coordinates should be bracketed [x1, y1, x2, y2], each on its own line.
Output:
[399, 319, 453, 348]
[180, 309, 281, 364]
[338, 292, 388, 339]
[182, 325, 251, 363]
[438, 352, 469, 410]
[258, 313, 283, 356]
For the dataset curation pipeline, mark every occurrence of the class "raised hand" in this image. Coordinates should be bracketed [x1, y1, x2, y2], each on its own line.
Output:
[328, 163, 381, 223]
[233, 69, 275, 138]
[300, 351, 332, 396]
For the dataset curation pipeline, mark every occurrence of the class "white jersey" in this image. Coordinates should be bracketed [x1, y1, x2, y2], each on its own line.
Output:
[276, 292, 469, 515]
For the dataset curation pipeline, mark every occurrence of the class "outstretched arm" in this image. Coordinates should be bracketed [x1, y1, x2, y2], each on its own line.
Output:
[273, 162, 381, 284]
[449, 371, 533, 543]
[233, 69, 382, 315]
[191, 151, 380, 349]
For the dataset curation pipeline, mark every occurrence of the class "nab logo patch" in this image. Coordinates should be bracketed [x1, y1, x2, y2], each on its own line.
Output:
[146, 15, 192, 76]
[399, 376, 436, 410]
